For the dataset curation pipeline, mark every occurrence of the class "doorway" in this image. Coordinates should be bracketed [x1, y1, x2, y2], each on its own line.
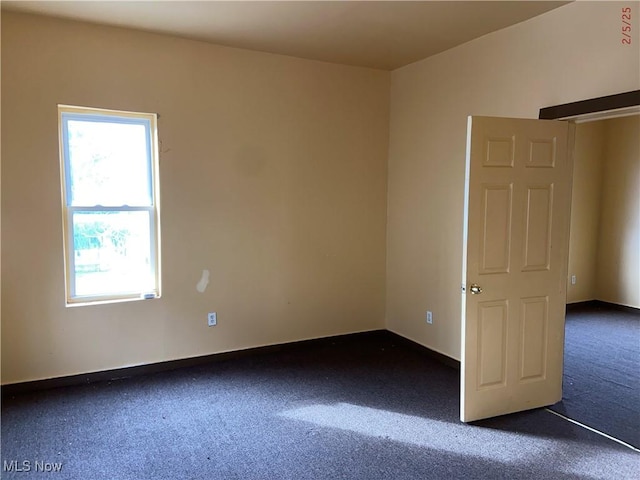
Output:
[459, 91, 639, 426]
[539, 92, 640, 449]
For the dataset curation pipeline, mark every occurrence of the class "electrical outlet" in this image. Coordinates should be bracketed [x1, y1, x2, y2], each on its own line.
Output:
[426, 311, 433, 324]
[571, 275, 576, 285]
[207, 312, 217, 327]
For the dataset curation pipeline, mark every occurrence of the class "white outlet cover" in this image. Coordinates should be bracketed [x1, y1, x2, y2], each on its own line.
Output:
[208, 312, 217, 326]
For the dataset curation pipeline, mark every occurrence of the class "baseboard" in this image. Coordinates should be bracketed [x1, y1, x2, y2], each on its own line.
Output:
[2, 329, 457, 397]
[567, 300, 640, 314]
[385, 331, 461, 370]
[1, 343, 290, 397]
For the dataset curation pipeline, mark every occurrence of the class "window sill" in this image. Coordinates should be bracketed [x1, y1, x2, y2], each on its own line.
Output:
[66, 293, 161, 308]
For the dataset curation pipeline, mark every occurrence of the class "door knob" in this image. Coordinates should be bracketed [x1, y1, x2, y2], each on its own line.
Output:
[469, 283, 483, 295]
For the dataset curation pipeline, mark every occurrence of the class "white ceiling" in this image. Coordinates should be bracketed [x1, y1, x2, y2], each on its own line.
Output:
[1, 1, 571, 70]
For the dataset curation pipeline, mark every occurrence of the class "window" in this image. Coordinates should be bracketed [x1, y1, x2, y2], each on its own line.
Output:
[58, 105, 161, 305]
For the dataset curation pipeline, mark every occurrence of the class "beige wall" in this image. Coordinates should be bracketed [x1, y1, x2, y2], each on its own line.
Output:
[1, 12, 390, 384]
[567, 121, 606, 303]
[596, 116, 640, 308]
[387, 1, 640, 360]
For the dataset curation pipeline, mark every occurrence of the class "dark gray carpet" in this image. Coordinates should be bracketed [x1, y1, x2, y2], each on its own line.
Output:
[550, 303, 640, 448]
[2, 331, 638, 479]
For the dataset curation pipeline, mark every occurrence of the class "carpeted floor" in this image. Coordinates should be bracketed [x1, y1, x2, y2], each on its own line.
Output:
[2, 331, 639, 479]
[550, 302, 640, 448]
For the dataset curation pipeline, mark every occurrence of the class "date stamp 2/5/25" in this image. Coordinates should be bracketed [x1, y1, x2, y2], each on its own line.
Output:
[621, 7, 632, 45]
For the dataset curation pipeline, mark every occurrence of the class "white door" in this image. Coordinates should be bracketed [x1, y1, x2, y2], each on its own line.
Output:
[461, 116, 573, 422]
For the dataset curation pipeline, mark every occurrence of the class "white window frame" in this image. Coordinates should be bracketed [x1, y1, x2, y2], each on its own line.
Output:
[58, 105, 161, 306]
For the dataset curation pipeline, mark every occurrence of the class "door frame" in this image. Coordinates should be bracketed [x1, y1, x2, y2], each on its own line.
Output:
[539, 90, 640, 122]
